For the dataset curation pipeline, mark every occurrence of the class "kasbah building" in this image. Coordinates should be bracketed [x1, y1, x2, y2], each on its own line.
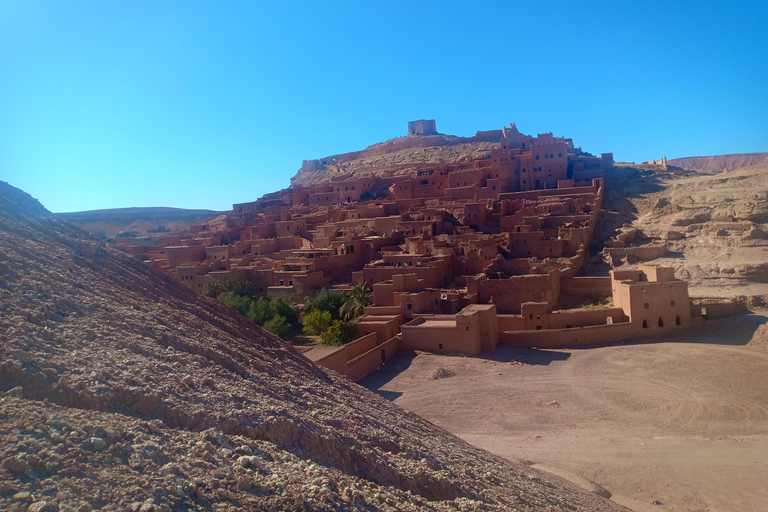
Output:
[117, 120, 732, 381]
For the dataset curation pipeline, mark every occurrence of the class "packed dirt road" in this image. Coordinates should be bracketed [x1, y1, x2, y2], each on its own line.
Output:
[363, 311, 768, 512]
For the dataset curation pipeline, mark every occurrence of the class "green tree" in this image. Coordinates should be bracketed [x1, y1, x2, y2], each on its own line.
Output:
[263, 315, 291, 339]
[302, 309, 333, 335]
[269, 295, 299, 326]
[321, 320, 357, 346]
[248, 298, 273, 325]
[217, 292, 253, 316]
[304, 289, 345, 319]
[340, 284, 372, 321]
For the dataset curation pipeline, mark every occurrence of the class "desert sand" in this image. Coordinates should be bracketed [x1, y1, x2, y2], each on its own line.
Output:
[363, 311, 768, 512]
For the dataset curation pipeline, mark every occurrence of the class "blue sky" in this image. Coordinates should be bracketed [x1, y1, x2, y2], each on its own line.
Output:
[1, 1, 766, 212]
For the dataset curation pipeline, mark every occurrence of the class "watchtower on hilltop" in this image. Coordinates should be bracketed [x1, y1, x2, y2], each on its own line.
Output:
[407, 119, 437, 136]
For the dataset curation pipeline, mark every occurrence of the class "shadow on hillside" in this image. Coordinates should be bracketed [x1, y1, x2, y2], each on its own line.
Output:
[482, 345, 571, 366]
[594, 168, 666, 251]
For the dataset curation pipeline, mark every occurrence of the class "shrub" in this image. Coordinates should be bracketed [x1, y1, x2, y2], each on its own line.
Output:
[304, 289, 345, 319]
[321, 320, 357, 346]
[263, 315, 291, 339]
[303, 309, 333, 335]
[217, 292, 253, 316]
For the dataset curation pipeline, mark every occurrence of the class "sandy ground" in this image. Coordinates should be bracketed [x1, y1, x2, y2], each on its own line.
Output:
[362, 311, 768, 512]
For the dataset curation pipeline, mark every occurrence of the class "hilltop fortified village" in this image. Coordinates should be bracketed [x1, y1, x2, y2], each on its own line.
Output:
[117, 121, 709, 380]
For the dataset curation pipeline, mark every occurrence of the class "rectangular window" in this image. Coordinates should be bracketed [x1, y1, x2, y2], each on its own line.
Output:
[671, 300, 675, 306]
[545, 154, 548, 159]
[558, 152, 562, 157]
[406, 303, 412, 310]
[644, 302, 650, 309]
[536, 155, 540, 160]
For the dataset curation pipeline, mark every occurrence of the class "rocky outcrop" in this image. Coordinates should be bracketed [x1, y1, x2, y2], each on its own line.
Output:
[0, 179, 622, 511]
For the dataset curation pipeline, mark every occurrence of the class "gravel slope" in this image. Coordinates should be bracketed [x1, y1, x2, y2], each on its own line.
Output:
[0, 179, 624, 511]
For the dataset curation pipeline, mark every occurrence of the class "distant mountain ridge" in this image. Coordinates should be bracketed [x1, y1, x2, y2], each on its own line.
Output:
[667, 152, 768, 172]
[57, 206, 224, 223]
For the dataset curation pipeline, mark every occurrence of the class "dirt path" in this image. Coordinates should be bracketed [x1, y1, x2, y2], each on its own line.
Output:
[362, 311, 768, 512]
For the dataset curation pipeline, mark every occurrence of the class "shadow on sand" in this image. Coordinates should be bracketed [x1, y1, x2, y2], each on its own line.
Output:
[359, 352, 416, 400]
[482, 345, 571, 365]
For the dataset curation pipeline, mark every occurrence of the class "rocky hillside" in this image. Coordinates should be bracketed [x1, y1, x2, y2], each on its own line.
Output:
[597, 163, 768, 300]
[0, 180, 622, 511]
[667, 152, 768, 172]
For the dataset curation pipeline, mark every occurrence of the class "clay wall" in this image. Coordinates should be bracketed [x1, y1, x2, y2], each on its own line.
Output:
[407, 119, 437, 136]
[690, 301, 737, 320]
[356, 314, 403, 343]
[449, 169, 484, 188]
[603, 243, 668, 266]
[443, 186, 480, 200]
[313, 334, 401, 382]
[500, 322, 637, 347]
[560, 276, 613, 296]
[469, 271, 560, 313]
[275, 219, 308, 238]
[344, 335, 401, 381]
[546, 307, 627, 329]
[462, 203, 487, 226]
[401, 315, 483, 354]
[355, 259, 453, 288]
[165, 245, 207, 268]
[243, 224, 277, 240]
[611, 268, 692, 330]
[410, 174, 450, 198]
[309, 192, 336, 207]
[245, 268, 273, 295]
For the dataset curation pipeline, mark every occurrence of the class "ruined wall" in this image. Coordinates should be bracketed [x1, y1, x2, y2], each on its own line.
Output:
[560, 276, 613, 296]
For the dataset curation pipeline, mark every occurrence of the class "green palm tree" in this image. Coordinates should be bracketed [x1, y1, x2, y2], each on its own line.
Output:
[340, 284, 372, 321]
[203, 279, 225, 298]
[222, 278, 253, 298]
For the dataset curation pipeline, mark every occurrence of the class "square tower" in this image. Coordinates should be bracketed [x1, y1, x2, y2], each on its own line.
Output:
[407, 119, 437, 136]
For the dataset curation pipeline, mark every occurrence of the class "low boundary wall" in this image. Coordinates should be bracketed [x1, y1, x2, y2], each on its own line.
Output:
[314, 333, 401, 382]
[500, 322, 636, 348]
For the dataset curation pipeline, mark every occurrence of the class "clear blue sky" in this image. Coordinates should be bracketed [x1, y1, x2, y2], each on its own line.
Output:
[2, 1, 766, 212]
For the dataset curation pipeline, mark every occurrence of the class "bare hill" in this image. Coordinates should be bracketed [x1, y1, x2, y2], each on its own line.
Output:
[292, 131, 503, 187]
[667, 152, 768, 172]
[0, 180, 622, 511]
[57, 207, 225, 238]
